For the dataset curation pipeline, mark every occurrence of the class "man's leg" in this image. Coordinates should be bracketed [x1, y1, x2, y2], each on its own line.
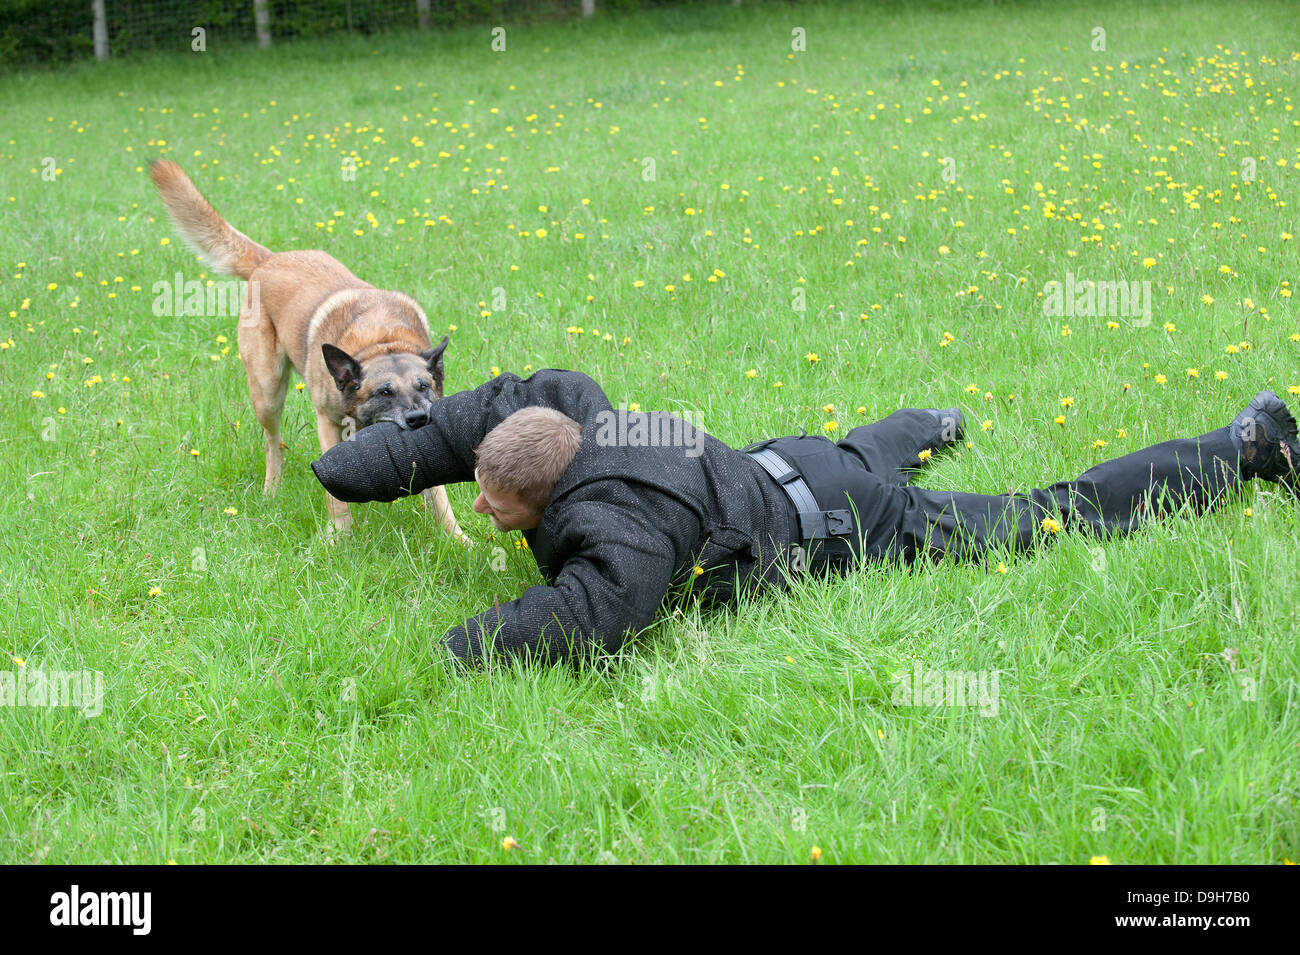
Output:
[852, 426, 1246, 564]
[837, 408, 965, 485]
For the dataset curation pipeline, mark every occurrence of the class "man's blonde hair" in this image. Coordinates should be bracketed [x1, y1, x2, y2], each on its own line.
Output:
[475, 407, 582, 509]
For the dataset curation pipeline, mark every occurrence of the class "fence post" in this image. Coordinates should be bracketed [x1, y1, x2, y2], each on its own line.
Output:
[92, 0, 108, 60]
[582, 0, 595, 16]
[254, 0, 271, 48]
[417, 0, 431, 29]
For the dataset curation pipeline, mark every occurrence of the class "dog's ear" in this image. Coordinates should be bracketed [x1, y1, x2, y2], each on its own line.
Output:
[421, 335, 449, 380]
[322, 343, 362, 393]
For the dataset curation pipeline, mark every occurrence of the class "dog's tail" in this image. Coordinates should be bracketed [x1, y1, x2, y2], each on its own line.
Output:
[148, 159, 272, 280]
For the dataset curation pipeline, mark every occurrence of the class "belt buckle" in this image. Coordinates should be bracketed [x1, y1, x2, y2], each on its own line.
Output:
[825, 509, 853, 536]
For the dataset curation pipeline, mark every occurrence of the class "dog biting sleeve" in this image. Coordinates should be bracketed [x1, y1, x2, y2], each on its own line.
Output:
[311, 369, 617, 502]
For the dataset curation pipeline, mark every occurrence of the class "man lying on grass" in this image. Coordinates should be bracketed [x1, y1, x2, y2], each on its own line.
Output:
[311, 369, 1299, 667]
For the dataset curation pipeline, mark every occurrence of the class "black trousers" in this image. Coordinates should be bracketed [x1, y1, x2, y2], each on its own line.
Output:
[768, 410, 1245, 568]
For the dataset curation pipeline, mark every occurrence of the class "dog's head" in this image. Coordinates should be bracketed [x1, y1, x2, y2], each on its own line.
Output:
[322, 334, 448, 430]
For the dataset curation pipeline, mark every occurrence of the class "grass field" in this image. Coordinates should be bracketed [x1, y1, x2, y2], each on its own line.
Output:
[1, 0, 1298, 863]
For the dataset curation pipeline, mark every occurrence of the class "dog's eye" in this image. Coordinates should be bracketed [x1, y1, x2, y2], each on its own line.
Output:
[379, 385, 393, 397]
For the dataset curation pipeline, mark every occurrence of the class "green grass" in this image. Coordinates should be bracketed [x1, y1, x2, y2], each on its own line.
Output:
[1, 0, 1298, 863]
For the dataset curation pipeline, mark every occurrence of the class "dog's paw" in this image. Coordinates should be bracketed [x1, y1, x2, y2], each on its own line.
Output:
[324, 519, 353, 544]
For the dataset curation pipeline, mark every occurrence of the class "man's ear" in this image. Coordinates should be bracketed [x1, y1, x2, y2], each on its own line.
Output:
[322, 343, 362, 393]
[421, 335, 449, 380]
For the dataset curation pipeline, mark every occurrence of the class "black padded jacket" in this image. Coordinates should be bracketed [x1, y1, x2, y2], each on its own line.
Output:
[309, 369, 796, 666]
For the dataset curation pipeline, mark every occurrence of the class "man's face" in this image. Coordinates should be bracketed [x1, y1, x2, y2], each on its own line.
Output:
[472, 469, 542, 531]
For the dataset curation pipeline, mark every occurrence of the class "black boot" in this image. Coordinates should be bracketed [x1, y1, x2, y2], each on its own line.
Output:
[1230, 390, 1300, 489]
[927, 408, 965, 443]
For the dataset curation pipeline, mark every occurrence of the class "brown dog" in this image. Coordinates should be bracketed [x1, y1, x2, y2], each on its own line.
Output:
[148, 159, 465, 539]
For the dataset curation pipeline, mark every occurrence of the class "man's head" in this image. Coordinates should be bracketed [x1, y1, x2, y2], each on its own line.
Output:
[473, 406, 582, 531]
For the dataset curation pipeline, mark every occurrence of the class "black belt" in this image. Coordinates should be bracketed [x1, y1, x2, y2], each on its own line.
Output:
[747, 447, 854, 541]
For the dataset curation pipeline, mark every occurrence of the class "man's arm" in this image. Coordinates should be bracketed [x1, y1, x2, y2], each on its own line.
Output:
[310, 369, 612, 503]
[440, 492, 693, 666]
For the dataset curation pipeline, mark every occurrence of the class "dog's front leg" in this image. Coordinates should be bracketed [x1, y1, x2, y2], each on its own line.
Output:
[315, 413, 353, 536]
[423, 484, 470, 545]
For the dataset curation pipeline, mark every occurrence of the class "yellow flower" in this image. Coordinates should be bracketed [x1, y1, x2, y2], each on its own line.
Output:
[1164, 322, 1177, 333]
[30, 390, 44, 398]
[981, 420, 993, 432]
[189, 448, 201, 457]
[917, 449, 933, 462]
[745, 369, 757, 379]
[223, 507, 237, 516]
[1061, 324, 1072, 336]
[1060, 396, 1074, 408]
[632, 280, 645, 288]
[810, 846, 822, 862]
[1107, 321, 1119, 329]
[1244, 508, 1253, 518]
[1041, 517, 1062, 534]
[148, 587, 162, 597]
[1201, 294, 1214, 305]
[1093, 439, 1108, 449]
[1054, 415, 1066, 426]
[693, 565, 704, 576]
[1186, 368, 1198, 379]
[1217, 371, 1229, 382]
[502, 836, 520, 851]
[1154, 374, 1167, 385]
[965, 383, 980, 394]
[1089, 856, 1111, 865]
[996, 562, 1008, 574]
[805, 352, 820, 363]
[856, 406, 867, 415]
[785, 656, 795, 663]
[823, 421, 838, 433]
[1142, 257, 1156, 268]
[823, 404, 835, 414]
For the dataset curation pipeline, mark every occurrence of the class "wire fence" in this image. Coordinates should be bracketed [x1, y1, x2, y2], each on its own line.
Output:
[1, 0, 737, 69]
